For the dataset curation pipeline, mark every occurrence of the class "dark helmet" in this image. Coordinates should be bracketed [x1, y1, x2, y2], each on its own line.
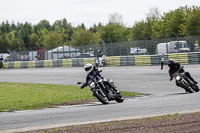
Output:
[168, 59, 175, 67]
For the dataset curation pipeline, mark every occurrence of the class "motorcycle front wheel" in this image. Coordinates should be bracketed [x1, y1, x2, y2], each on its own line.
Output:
[180, 82, 193, 93]
[94, 89, 109, 104]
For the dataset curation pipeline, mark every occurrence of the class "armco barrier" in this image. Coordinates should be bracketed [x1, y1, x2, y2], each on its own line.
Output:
[62, 59, 72, 67]
[28, 61, 36, 68]
[83, 58, 95, 66]
[120, 56, 134, 66]
[36, 60, 44, 68]
[44, 60, 53, 67]
[21, 61, 28, 68]
[72, 58, 84, 67]
[2, 52, 200, 69]
[106, 56, 121, 66]
[135, 55, 151, 66]
[168, 53, 189, 65]
[188, 52, 200, 64]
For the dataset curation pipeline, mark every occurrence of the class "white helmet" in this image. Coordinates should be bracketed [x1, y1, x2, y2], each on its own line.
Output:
[84, 63, 93, 73]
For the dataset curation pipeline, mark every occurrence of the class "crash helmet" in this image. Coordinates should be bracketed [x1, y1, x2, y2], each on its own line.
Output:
[84, 63, 93, 73]
[168, 59, 175, 67]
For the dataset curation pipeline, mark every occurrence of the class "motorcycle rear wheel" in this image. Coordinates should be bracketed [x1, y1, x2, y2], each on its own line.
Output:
[192, 85, 200, 92]
[115, 93, 124, 103]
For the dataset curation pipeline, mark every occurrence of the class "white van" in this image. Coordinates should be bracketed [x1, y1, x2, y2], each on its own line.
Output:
[157, 41, 190, 54]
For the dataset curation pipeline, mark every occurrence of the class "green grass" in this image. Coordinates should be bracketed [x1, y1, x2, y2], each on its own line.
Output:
[0, 82, 140, 112]
[151, 113, 179, 120]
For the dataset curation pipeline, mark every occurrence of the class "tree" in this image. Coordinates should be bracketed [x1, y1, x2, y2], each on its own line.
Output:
[99, 23, 129, 43]
[5, 31, 25, 50]
[0, 34, 8, 52]
[71, 28, 98, 46]
[43, 31, 67, 48]
[152, 20, 165, 39]
[35, 20, 51, 32]
[162, 7, 186, 37]
[180, 6, 200, 36]
[131, 8, 162, 40]
[52, 19, 73, 41]
[89, 23, 103, 33]
[131, 21, 147, 40]
[28, 33, 40, 50]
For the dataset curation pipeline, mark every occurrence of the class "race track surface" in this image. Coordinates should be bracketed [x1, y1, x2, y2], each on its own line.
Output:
[0, 65, 200, 132]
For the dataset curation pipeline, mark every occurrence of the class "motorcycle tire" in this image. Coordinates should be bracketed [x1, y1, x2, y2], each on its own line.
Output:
[115, 93, 124, 103]
[181, 82, 193, 93]
[192, 85, 200, 92]
[94, 90, 109, 104]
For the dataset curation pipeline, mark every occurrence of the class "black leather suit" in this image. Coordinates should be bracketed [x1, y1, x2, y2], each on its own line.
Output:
[168, 61, 197, 84]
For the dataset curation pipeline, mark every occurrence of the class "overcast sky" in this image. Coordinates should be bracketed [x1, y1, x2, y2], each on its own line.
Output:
[0, 0, 199, 28]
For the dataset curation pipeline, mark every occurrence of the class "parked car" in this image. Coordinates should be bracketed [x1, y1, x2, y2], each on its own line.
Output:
[0, 54, 10, 62]
[130, 47, 147, 55]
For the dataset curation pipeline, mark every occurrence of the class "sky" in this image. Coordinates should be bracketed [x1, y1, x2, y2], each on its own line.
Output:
[0, 0, 200, 28]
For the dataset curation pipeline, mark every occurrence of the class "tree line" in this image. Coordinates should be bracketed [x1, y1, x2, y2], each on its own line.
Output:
[0, 6, 200, 53]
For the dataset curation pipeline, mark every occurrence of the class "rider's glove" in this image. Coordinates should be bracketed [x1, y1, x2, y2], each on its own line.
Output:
[81, 83, 87, 89]
[169, 77, 173, 81]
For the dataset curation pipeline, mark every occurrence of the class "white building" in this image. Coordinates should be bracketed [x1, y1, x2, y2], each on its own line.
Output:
[46, 46, 81, 60]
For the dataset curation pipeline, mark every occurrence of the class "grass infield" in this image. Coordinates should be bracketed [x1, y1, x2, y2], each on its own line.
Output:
[0, 82, 140, 112]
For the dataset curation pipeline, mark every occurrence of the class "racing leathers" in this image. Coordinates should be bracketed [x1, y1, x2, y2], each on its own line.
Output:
[168, 61, 198, 85]
[81, 66, 102, 89]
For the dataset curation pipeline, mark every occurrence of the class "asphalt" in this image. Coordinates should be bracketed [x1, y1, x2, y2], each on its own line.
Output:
[0, 65, 200, 132]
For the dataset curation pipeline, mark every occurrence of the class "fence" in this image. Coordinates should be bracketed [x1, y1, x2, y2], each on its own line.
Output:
[6, 35, 200, 62]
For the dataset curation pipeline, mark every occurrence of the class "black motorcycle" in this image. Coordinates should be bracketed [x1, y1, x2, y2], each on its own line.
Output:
[77, 70, 124, 104]
[172, 66, 199, 93]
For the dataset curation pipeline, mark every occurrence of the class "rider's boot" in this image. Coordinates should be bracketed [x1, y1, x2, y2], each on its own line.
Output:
[185, 72, 198, 84]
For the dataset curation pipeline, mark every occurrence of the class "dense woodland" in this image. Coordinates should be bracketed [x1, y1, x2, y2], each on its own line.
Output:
[0, 6, 200, 53]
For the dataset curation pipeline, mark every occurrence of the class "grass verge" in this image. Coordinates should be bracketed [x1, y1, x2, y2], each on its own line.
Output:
[0, 82, 140, 112]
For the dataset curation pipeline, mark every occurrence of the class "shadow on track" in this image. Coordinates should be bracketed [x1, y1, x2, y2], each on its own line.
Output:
[166, 92, 193, 96]
[80, 102, 118, 107]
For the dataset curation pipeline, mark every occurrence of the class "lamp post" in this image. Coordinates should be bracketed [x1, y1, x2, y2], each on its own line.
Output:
[99, 38, 106, 56]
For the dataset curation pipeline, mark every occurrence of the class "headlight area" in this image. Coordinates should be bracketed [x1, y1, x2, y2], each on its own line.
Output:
[176, 76, 181, 80]
[89, 82, 95, 88]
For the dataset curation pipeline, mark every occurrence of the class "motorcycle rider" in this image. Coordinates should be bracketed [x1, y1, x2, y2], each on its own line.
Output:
[168, 59, 198, 85]
[96, 50, 106, 67]
[81, 63, 119, 98]
[80, 63, 103, 89]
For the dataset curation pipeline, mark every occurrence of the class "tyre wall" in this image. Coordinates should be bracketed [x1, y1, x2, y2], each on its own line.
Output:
[2, 52, 200, 69]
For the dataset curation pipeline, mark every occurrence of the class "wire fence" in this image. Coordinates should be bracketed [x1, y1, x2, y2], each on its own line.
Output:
[6, 35, 200, 62]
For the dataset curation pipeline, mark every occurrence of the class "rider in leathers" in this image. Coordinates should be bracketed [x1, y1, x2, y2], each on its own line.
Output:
[81, 63, 103, 89]
[168, 59, 198, 86]
[81, 63, 118, 98]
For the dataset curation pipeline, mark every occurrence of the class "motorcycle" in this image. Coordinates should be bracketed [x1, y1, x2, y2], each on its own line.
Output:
[99, 58, 106, 67]
[96, 57, 106, 67]
[172, 66, 199, 93]
[77, 70, 124, 104]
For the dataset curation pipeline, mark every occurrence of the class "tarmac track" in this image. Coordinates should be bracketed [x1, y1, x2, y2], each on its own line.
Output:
[0, 65, 200, 132]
